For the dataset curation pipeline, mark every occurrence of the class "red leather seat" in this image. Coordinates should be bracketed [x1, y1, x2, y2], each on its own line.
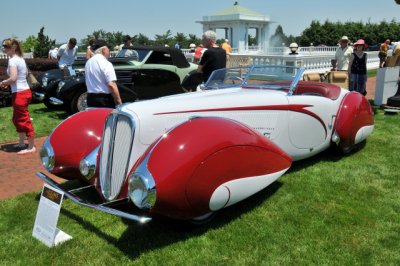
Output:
[294, 81, 341, 100]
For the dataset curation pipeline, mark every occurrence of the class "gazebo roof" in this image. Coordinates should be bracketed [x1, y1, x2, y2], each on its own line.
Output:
[213, 1, 264, 17]
[200, 2, 269, 23]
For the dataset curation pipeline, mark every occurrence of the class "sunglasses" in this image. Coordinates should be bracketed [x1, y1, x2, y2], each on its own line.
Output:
[2, 45, 11, 49]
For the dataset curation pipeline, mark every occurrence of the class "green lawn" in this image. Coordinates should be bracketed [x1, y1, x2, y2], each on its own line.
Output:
[0, 106, 399, 265]
[0, 103, 68, 143]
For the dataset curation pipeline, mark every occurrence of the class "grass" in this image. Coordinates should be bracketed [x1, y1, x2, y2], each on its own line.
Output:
[367, 68, 377, 78]
[0, 104, 399, 264]
[0, 103, 68, 143]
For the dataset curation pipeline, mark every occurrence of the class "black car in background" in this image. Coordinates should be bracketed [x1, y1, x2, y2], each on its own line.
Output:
[39, 46, 202, 113]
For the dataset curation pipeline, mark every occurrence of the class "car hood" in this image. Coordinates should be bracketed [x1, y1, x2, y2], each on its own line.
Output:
[121, 88, 288, 145]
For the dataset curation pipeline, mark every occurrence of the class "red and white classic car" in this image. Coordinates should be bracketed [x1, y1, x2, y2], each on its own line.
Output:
[37, 65, 374, 223]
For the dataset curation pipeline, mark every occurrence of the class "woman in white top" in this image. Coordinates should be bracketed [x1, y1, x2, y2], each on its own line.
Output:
[0, 38, 35, 154]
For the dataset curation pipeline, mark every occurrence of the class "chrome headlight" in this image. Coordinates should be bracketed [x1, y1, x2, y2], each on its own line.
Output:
[42, 76, 48, 87]
[79, 145, 100, 180]
[57, 81, 65, 96]
[128, 173, 156, 209]
[39, 137, 55, 172]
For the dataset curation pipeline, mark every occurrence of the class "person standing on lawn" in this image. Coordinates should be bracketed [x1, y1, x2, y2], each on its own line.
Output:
[0, 38, 35, 154]
[85, 39, 122, 108]
[349, 39, 368, 96]
[333, 36, 353, 71]
[197, 30, 226, 83]
[57, 37, 78, 68]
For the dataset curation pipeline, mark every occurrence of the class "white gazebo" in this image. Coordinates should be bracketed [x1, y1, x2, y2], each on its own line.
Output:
[197, 2, 271, 53]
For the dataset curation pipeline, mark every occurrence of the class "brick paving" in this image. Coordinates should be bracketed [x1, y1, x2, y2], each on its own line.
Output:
[0, 77, 378, 200]
[0, 137, 64, 200]
[365, 76, 376, 101]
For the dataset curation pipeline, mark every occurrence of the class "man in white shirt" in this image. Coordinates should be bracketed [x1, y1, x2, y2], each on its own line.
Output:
[85, 39, 122, 108]
[333, 36, 353, 71]
[57, 38, 78, 68]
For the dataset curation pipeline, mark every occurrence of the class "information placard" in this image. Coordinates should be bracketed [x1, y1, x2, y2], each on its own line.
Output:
[32, 184, 72, 247]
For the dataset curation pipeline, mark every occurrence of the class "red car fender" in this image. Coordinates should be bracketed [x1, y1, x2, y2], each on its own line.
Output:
[49, 108, 113, 179]
[334, 92, 374, 148]
[142, 117, 292, 220]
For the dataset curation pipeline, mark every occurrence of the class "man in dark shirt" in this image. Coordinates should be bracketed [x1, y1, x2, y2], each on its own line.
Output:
[198, 31, 227, 83]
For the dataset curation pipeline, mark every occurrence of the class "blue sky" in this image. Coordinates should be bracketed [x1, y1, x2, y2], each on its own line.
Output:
[0, 0, 398, 45]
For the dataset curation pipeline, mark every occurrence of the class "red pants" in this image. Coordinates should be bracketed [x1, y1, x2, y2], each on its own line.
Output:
[12, 90, 35, 137]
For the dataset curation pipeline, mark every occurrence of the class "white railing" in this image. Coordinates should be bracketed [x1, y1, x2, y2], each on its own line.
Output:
[0, 47, 380, 75]
[182, 46, 338, 55]
[227, 51, 380, 74]
[298, 46, 337, 54]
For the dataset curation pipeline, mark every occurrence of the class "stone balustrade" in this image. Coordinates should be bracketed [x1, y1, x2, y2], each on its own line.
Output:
[0, 47, 380, 74]
[183, 46, 380, 73]
[226, 50, 380, 73]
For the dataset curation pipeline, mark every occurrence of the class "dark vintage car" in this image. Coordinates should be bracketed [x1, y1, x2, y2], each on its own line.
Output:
[42, 46, 202, 113]
[35, 61, 85, 107]
[0, 87, 11, 107]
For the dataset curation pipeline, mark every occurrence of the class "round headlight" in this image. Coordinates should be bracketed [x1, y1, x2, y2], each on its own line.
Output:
[79, 145, 99, 180]
[42, 77, 48, 87]
[57, 81, 65, 95]
[39, 138, 54, 171]
[79, 159, 90, 176]
[128, 173, 156, 209]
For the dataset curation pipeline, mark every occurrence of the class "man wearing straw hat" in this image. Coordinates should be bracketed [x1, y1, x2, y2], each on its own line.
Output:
[333, 36, 353, 71]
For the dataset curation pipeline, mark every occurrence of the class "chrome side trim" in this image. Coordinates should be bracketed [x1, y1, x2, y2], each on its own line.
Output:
[49, 97, 64, 105]
[129, 152, 157, 209]
[36, 172, 152, 223]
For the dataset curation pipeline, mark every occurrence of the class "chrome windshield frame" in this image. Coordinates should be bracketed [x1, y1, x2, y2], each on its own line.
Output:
[204, 64, 305, 94]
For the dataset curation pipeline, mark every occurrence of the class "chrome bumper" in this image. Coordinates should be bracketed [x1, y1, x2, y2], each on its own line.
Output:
[36, 172, 152, 223]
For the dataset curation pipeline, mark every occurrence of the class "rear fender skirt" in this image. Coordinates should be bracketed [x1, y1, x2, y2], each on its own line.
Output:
[49, 108, 113, 179]
[209, 168, 288, 211]
[141, 117, 292, 220]
[334, 92, 374, 148]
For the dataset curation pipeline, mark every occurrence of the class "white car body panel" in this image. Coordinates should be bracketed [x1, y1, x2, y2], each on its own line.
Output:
[122, 85, 346, 166]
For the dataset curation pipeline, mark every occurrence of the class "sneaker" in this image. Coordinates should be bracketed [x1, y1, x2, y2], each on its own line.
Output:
[13, 143, 27, 150]
[17, 147, 36, 155]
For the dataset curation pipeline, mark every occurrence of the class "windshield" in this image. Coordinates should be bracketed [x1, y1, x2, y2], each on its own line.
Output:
[115, 48, 150, 62]
[204, 65, 305, 95]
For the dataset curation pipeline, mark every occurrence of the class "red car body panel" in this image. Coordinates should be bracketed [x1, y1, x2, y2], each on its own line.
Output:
[49, 108, 112, 179]
[335, 92, 374, 148]
[140, 117, 292, 219]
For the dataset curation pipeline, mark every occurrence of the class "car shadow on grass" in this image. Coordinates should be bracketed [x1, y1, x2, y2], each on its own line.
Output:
[31, 107, 69, 120]
[52, 179, 282, 259]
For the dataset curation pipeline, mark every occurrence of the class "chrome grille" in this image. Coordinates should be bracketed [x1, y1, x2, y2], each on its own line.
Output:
[100, 112, 135, 200]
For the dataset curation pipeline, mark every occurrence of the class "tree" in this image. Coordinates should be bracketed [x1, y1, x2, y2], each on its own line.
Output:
[81, 30, 131, 51]
[136, 33, 151, 45]
[297, 19, 400, 46]
[248, 34, 257, 46]
[173, 32, 187, 48]
[187, 34, 201, 46]
[154, 30, 173, 46]
[22, 35, 37, 53]
[33, 27, 55, 58]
